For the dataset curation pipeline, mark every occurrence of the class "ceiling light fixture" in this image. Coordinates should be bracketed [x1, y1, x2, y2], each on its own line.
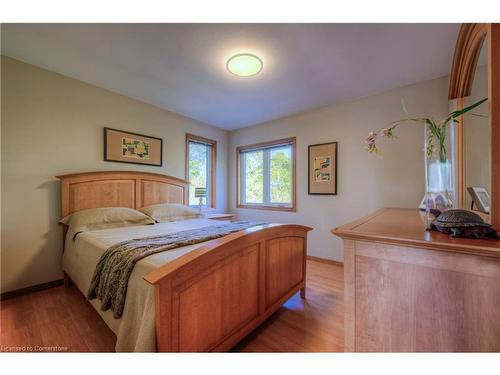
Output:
[226, 53, 263, 77]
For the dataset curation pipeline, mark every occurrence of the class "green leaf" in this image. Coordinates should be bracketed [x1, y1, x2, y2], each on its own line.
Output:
[449, 97, 488, 119]
[366, 97, 487, 157]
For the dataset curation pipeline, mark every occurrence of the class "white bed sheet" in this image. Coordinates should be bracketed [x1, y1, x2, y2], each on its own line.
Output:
[62, 218, 224, 352]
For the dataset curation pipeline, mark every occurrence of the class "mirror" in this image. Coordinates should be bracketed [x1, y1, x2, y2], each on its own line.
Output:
[449, 23, 500, 230]
[463, 40, 490, 215]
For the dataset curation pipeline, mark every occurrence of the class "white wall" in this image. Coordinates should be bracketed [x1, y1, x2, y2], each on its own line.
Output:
[228, 77, 450, 261]
[1, 56, 228, 293]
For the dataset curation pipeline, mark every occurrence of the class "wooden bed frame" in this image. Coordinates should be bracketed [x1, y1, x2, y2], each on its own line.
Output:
[57, 171, 311, 352]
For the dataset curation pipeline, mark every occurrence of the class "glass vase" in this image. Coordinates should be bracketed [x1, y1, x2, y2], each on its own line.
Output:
[423, 122, 455, 226]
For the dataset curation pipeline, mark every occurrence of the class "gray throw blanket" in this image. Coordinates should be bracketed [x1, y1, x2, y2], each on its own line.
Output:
[87, 221, 265, 318]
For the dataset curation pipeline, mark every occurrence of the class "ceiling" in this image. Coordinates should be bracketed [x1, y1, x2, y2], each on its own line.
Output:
[1, 23, 460, 130]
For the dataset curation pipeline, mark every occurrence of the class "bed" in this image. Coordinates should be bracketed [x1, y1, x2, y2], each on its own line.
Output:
[58, 171, 311, 352]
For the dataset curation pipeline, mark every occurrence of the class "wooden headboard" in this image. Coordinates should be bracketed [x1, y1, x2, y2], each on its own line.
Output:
[57, 171, 189, 218]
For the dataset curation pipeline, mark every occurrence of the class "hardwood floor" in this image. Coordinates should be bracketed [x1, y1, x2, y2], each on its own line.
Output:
[0, 260, 344, 352]
[234, 260, 344, 352]
[0, 281, 116, 352]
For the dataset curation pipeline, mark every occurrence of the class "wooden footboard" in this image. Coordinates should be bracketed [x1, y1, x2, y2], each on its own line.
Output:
[143, 224, 312, 352]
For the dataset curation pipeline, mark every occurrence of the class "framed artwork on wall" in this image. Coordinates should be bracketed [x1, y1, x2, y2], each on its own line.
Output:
[308, 142, 338, 195]
[104, 127, 163, 167]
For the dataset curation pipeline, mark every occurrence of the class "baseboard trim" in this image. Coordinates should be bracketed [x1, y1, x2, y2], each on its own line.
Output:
[307, 255, 344, 267]
[1, 279, 64, 300]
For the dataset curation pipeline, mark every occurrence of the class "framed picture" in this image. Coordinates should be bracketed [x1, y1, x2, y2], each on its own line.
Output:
[308, 142, 338, 195]
[104, 127, 163, 166]
[467, 186, 490, 214]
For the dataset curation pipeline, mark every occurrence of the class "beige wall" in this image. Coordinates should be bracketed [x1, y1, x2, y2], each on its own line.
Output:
[228, 77, 450, 261]
[1, 55, 452, 291]
[0, 56, 228, 293]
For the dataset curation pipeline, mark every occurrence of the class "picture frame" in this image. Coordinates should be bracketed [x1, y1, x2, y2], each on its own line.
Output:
[467, 186, 490, 214]
[104, 127, 163, 167]
[308, 142, 338, 195]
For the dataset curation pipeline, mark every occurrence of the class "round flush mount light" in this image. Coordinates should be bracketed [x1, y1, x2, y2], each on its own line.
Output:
[226, 53, 263, 77]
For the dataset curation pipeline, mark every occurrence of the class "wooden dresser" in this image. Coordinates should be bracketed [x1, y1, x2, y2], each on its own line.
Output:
[332, 208, 500, 352]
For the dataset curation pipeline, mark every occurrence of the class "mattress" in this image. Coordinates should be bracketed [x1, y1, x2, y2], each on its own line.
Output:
[62, 218, 225, 352]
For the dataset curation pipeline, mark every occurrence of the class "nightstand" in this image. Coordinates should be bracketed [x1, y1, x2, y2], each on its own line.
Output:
[206, 213, 234, 221]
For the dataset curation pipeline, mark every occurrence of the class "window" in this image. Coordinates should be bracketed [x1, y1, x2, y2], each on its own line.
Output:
[237, 137, 296, 211]
[186, 134, 217, 208]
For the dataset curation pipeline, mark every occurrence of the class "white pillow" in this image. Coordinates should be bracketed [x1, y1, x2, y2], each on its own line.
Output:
[60, 207, 155, 239]
[139, 203, 201, 222]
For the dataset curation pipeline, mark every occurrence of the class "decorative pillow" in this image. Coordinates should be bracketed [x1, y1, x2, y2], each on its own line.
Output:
[60, 207, 155, 239]
[138, 203, 201, 222]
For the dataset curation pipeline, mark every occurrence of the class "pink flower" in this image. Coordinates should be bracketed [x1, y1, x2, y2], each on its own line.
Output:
[365, 131, 378, 153]
[379, 127, 395, 139]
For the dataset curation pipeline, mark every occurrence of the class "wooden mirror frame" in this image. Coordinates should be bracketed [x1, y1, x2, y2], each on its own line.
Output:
[449, 23, 500, 230]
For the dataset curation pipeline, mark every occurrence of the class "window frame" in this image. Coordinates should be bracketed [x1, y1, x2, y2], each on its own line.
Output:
[236, 137, 296, 212]
[185, 133, 217, 209]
